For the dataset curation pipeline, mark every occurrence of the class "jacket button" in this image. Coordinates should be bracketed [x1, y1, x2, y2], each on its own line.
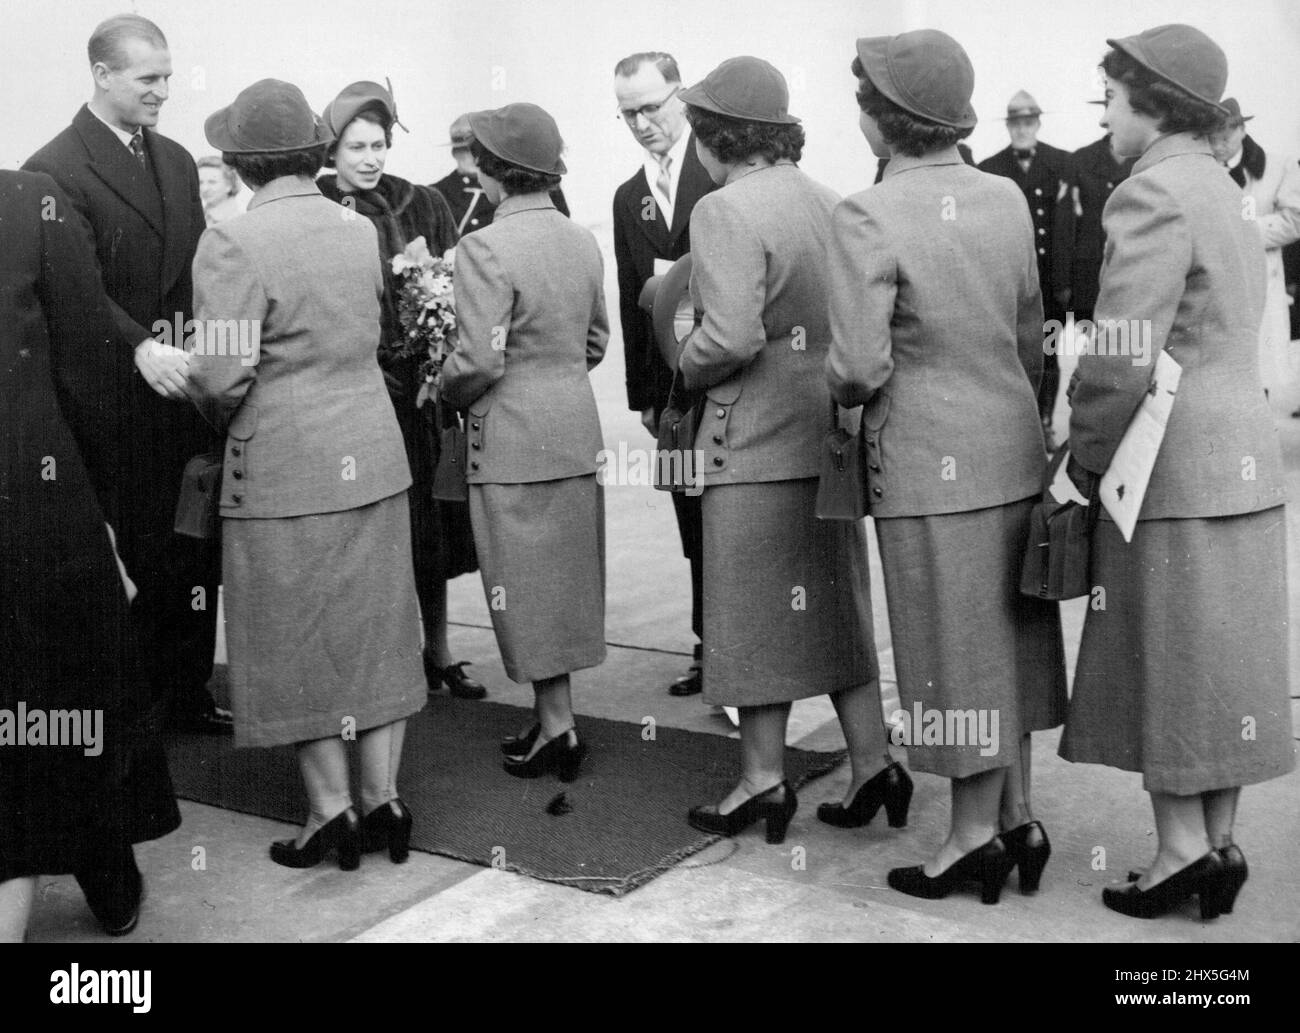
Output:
[1038, 247, 1046, 255]
[471, 422, 480, 430]
[1037, 227, 1046, 235]
[866, 436, 876, 445]
[870, 463, 881, 472]
[231, 446, 242, 457]
[715, 409, 725, 419]
[1034, 188, 1042, 196]
[872, 487, 883, 497]
[712, 434, 723, 444]
[470, 461, 479, 471]
[231, 469, 243, 479]
[712, 456, 724, 467]
[232, 493, 243, 504]
[1036, 208, 1044, 216]
[471, 442, 481, 450]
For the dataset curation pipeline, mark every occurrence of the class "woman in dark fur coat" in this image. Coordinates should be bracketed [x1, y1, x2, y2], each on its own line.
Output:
[318, 81, 484, 700]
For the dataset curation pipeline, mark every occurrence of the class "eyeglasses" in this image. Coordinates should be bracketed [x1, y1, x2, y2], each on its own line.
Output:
[618, 86, 680, 125]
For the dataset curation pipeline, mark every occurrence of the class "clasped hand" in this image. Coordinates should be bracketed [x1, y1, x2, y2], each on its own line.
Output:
[134, 338, 192, 400]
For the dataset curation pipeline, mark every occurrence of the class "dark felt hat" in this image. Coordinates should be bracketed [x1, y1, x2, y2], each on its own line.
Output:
[465, 103, 566, 175]
[1219, 97, 1253, 125]
[855, 29, 976, 130]
[321, 80, 408, 138]
[1106, 24, 1228, 111]
[678, 56, 800, 125]
[205, 79, 332, 154]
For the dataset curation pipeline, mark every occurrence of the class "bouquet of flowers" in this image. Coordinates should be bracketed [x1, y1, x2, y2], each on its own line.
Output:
[389, 236, 457, 408]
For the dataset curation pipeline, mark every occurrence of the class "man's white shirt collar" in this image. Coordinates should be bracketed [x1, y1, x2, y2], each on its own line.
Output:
[642, 129, 690, 228]
[88, 103, 140, 150]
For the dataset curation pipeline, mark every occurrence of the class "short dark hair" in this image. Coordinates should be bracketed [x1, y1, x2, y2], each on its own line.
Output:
[88, 14, 168, 70]
[223, 146, 326, 190]
[850, 57, 972, 157]
[614, 52, 681, 83]
[325, 107, 393, 168]
[685, 105, 804, 165]
[469, 138, 562, 195]
[1100, 48, 1225, 137]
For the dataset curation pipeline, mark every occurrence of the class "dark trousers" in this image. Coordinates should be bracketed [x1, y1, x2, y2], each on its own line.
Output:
[1038, 351, 1060, 424]
[128, 525, 221, 716]
[670, 490, 704, 645]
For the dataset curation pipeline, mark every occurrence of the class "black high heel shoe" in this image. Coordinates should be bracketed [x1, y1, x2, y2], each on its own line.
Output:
[502, 728, 586, 782]
[688, 781, 798, 844]
[270, 809, 361, 871]
[1102, 851, 1226, 919]
[1000, 820, 1052, 894]
[424, 653, 488, 700]
[816, 762, 912, 829]
[888, 838, 1013, 905]
[362, 799, 414, 864]
[1128, 845, 1248, 914]
[1216, 844, 1248, 914]
[501, 722, 541, 757]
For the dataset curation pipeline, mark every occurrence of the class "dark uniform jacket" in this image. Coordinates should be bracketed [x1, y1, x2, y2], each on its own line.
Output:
[979, 141, 1073, 322]
[1052, 134, 1135, 318]
[613, 134, 717, 415]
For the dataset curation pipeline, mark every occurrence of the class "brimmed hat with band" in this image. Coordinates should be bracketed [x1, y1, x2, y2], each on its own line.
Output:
[1004, 89, 1043, 121]
[1105, 23, 1229, 112]
[321, 79, 409, 139]
[854, 29, 976, 130]
[677, 56, 800, 125]
[465, 103, 566, 175]
[205, 79, 333, 154]
[1219, 97, 1253, 126]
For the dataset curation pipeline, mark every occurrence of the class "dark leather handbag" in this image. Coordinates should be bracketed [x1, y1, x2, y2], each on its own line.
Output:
[1019, 444, 1100, 601]
[816, 403, 866, 520]
[430, 399, 469, 502]
[653, 369, 703, 494]
[174, 451, 223, 539]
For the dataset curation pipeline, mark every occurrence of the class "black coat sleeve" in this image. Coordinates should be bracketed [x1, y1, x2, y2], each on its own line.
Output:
[33, 174, 125, 513]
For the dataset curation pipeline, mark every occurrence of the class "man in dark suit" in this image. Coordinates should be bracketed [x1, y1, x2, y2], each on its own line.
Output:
[612, 51, 717, 697]
[978, 90, 1072, 447]
[431, 114, 570, 234]
[24, 14, 227, 734]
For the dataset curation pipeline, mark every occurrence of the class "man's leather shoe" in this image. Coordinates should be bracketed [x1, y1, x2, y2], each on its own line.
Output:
[75, 843, 143, 936]
[170, 704, 234, 735]
[669, 665, 702, 697]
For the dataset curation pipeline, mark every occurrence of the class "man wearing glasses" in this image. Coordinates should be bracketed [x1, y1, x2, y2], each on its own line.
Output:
[612, 51, 716, 698]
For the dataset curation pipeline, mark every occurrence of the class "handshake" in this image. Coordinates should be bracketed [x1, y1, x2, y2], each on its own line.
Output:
[134, 337, 194, 400]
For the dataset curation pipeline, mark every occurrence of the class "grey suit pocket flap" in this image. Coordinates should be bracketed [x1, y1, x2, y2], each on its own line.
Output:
[228, 404, 258, 441]
[862, 391, 891, 431]
[706, 377, 743, 407]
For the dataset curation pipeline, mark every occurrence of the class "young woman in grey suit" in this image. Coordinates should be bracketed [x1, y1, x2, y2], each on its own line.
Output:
[1061, 25, 1293, 920]
[439, 104, 608, 781]
[676, 58, 907, 845]
[827, 31, 1068, 904]
[190, 80, 427, 869]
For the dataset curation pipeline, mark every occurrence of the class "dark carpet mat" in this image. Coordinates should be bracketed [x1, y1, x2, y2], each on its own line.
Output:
[166, 669, 846, 896]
